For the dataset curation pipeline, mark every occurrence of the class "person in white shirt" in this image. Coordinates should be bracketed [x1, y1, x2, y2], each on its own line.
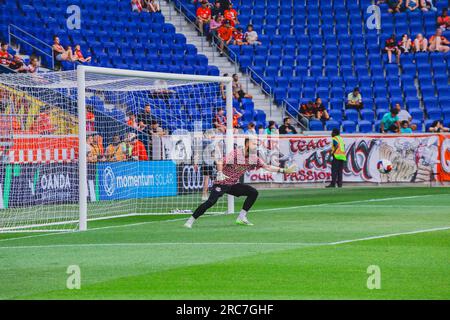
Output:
[395, 103, 412, 123]
[244, 24, 261, 45]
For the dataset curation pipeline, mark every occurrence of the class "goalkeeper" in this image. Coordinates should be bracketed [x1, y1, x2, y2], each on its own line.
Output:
[184, 138, 296, 228]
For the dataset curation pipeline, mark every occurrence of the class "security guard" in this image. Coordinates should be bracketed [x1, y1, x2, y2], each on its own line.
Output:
[326, 128, 346, 188]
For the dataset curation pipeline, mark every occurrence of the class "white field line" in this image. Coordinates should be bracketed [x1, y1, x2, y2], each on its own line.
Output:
[0, 193, 444, 244]
[0, 226, 449, 250]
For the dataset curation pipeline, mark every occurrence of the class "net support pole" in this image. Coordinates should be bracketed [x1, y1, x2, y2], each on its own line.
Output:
[77, 66, 88, 231]
[225, 80, 235, 214]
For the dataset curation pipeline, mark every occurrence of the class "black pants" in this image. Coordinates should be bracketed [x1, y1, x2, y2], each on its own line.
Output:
[193, 183, 259, 219]
[331, 158, 345, 187]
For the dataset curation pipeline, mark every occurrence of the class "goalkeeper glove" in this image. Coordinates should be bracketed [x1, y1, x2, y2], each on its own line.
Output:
[280, 165, 297, 174]
[216, 171, 229, 181]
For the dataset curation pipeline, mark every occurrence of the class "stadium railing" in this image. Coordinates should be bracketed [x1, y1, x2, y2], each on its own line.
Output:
[8, 24, 54, 70]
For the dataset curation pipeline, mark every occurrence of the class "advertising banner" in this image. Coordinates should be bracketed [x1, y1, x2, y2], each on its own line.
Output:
[177, 164, 215, 194]
[437, 134, 450, 182]
[0, 163, 96, 209]
[96, 161, 177, 201]
[244, 134, 442, 184]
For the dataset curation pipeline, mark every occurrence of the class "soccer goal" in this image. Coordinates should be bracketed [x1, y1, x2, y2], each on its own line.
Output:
[0, 66, 234, 232]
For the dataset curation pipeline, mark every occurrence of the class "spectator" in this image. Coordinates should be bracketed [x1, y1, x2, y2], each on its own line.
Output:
[208, 14, 224, 42]
[0, 42, 13, 65]
[314, 98, 330, 123]
[232, 108, 242, 129]
[86, 105, 95, 133]
[211, 1, 223, 18]
[298, 101, 315, 129]
[384, 34, 400, 63]
[52, 36, 76, 67]
[127, 133, 148, 161]
[233, 27, 245, 45]
[265, 121, 278, 135]
[137, 104, 153, 131]
[405, 0, 419, 11]
[429, 28, 450, 53]
[346, 87, 363, 111]
[413, 33, 428, 52]
[246, 122, 257, 134]
[93, 135, 105, 161]
[131, 0, 143, 12]
[380, 108, 400, 133]
[395, 103, 412, 124]
[279, 117, 298, 134]
[213, 107, 227, 133]
[223, 2, 239, 27]
[8, 55, 27, 73]
[144, 0, 160, 12]
[30, 105, 55, 134]
[217, 0, 231, 11]
[127, 113, 139, 130]
[106, 135, 128, 161]
[421, 0, 437, 12]
[219, 73, 228, 100]
[150, 120, 166, 137]
[232, 74, 253, 101]
[386, 0, 403, 13]
[74, 45, 91, 63]
[244, 24, 261, 45]
[398, 34, 412, 54]
[26, 56, 40, 73]
[87, 134, 104, 162]
[217, 19, 234, 56]
[428, 120, 450, 133]
[196, 0, 212, 36]
[400, 120, 413, 133]
[437, 8, 449, 31]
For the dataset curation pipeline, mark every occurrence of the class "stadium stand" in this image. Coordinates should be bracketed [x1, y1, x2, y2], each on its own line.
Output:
[1, 0, 449, 133]
[0, 0, 270, 133]
[176, 0, 449, 132]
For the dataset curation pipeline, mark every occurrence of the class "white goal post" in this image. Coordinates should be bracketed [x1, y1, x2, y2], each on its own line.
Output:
[76, 66, 235, 231]
[0, 66, 235, 232]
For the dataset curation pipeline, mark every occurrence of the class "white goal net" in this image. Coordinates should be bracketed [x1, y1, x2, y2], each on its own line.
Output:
[0, 67, 233, 232]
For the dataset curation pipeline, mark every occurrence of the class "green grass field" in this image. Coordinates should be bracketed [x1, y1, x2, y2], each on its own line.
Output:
[1, 187, 449, 300]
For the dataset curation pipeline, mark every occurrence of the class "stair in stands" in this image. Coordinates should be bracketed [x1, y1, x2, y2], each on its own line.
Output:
[160, 0, 284, 122]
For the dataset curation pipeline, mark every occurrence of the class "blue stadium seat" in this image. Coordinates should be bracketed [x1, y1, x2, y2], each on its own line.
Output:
[342, 120, 356, 133]
[309, 120, 324, 131]
[358, 120, 373, 133]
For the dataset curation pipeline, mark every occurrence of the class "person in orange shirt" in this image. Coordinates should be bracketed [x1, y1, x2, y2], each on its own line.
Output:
[223, 2, 239, 27]
[74, 44, 91, 63]
[217, 20, 234, 56]
[437, 8, 449, 31]
[429, 28, 450, 53]
[30, 105, 55, 134]
[232, 108, 242, 132]
[196, 0, 212, 35]
[128, 133, 148, 161]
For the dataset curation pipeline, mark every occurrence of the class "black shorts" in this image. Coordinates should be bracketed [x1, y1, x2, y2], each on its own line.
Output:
[201, 165, 215, 176]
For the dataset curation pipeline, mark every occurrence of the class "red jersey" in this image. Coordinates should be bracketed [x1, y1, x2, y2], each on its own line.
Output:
[216, 149, 265, 185]
[75, 49, 84, 60]
[437, 16, 450, 27]
[214, 113, 226, 126]
[218, 25, 234, 41]
[0, 50, 10, 65]
[233, 31, 244, 42]
[132, 140, 148, 161]
[196, 7, 211, 20]
[224, 9, 238, 25]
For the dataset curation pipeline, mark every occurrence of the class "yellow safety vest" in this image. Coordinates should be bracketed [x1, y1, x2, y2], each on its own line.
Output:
[332, 136, 347, 161]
